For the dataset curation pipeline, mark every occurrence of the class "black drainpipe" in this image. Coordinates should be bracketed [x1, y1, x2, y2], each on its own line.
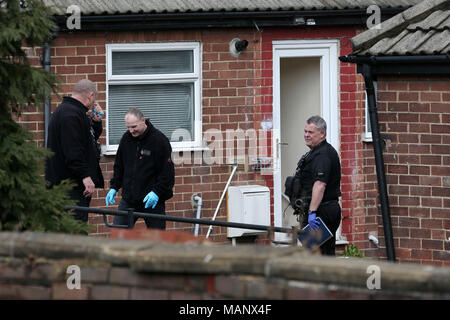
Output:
[361, 63, 396, 262]
[42, 28, 58, 148]
[42, 41, 51, 148]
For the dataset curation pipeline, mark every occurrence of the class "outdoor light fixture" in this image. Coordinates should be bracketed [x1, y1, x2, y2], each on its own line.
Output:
[229, 38, 249, 57]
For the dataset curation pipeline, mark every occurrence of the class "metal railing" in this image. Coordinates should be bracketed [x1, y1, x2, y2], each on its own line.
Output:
[66, 205, 303, 245]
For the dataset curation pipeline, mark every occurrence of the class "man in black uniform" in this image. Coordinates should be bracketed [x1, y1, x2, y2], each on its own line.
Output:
[297, 115, 341, 255]
[45, 79, 104, 223]
[105, 107, 175, 229]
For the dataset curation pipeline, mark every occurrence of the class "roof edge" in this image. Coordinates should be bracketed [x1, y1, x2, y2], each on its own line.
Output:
[53, 8, 408, 32]
[339, 53, 450, 76]
[339, 53, 450, 63]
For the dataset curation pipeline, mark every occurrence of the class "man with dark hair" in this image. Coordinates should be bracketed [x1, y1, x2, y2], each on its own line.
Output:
[45, 79, 105, 223]
[295, 115, 342, 255]
[105, 107, 175, 229]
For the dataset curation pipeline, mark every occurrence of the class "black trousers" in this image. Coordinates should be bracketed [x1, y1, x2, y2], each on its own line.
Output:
[69, 188, 92, 222]
[113, 199, 166, 230]
[302, 200, 341, 255]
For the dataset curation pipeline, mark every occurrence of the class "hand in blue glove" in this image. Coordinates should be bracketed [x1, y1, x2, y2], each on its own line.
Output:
[93, 103, 104, 116]
[308, 212, 320, 231]
[105, 188, 117, 206]
[93, 108, 104, 116]
[143, 191, 159, 209]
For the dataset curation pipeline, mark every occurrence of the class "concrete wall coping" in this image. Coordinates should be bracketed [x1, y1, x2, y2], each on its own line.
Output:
[0, 232, 449, 296]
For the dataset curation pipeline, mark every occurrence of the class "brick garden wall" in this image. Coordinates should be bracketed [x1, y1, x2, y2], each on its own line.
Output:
[1, 232, 449, 301]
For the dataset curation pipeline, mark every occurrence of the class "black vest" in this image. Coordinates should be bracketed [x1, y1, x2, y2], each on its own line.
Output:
[296, 140, 341, 203]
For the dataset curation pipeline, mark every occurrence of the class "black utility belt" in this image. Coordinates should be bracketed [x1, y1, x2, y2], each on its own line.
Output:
[320, 199, 339, 206]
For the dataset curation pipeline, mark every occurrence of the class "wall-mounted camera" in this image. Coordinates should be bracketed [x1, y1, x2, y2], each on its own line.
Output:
[229, 38, 249, 57]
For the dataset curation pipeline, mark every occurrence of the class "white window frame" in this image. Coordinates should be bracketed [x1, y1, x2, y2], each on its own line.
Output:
[362, 81, 377, 142]
[104, 42, 202, 154]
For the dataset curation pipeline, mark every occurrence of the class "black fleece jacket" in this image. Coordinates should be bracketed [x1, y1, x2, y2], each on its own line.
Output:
[45, 96, 104, 190]
[110, 120, 174, 204]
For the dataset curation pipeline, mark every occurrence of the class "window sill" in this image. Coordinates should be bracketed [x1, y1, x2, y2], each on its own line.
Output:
[361, 132, 373, 143]
[101, 146, 117, 156]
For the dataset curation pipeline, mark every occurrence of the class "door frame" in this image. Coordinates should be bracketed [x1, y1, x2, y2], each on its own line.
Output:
[272, 39, 339, 241]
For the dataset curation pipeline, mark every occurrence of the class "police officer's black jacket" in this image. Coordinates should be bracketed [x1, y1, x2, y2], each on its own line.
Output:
[297, 140, 341, 202]
[110, 120, 175, 204]
[45, 96, 104, 190]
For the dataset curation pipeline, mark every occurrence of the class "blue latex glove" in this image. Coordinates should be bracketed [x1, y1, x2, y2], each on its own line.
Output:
[308, 212, 320, 230]
[143, 191, 159, 209]
[105, 189, 117, 206]
[93, 108, 104, 116]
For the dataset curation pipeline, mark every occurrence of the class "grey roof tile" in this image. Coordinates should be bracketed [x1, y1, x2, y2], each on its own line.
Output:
[407, 10, 450, 30]
[418, 29, 450, 53]
[44, 0, 421, 15]
[351, 0, 450, 55]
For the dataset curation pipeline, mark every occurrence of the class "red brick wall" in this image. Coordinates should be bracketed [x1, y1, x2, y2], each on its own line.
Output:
[336, 71, 382, 258]
[373, 76, 450, 266]
[18, 27, 369, 251]
[13, 47, 45, 145]
[23, 29, 270, 241]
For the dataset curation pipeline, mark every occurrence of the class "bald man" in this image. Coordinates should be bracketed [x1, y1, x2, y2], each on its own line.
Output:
[105, 107, 175, 230]
[46, 79, 105, 224]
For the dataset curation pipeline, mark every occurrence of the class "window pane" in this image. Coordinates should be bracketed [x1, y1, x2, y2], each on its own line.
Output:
[112, 50, 193, 75]
[108, 83, 194, 145]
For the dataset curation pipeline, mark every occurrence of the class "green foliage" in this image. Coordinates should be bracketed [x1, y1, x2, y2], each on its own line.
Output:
[0, 119, 91, 233]
[0, 0, 58, 116]
[0, 0, 91, 234]
[344, 244, 365, 258]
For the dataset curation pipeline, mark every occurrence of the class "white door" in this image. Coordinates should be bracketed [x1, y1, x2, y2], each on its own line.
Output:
[272, 40, 339, 243]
